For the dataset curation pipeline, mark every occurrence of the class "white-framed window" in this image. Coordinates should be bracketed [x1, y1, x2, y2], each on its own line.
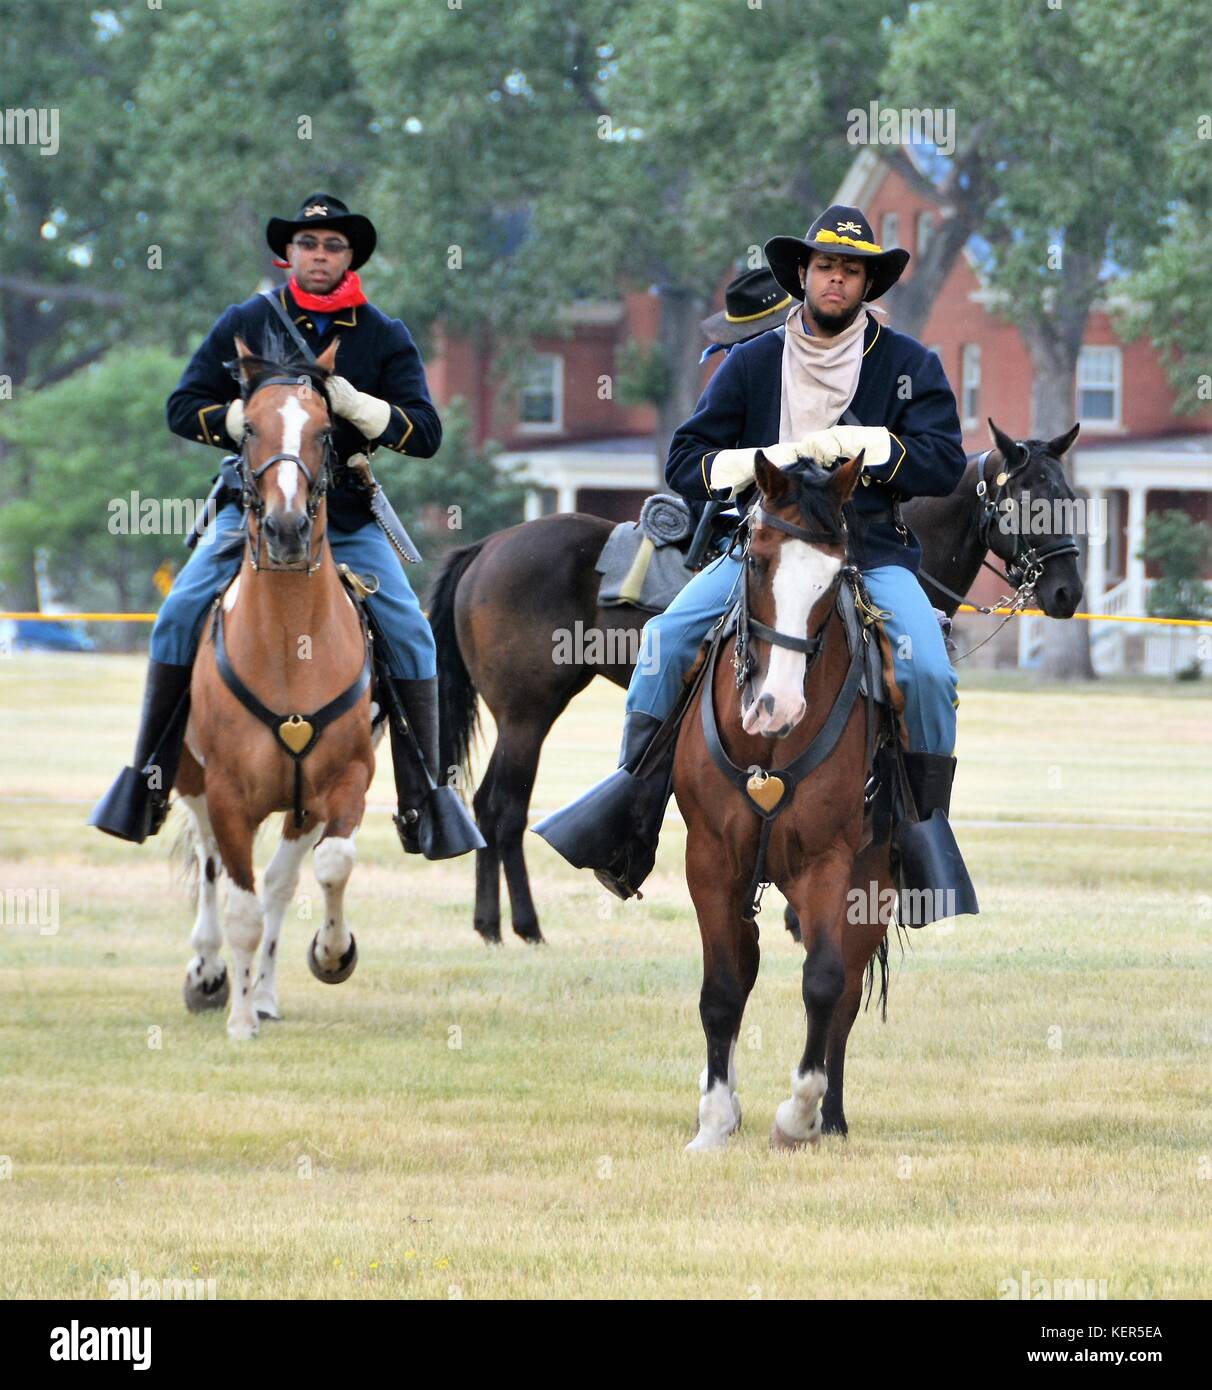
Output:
[917, 211, 933, 258]
[880, 212, 899, 249]
[961, 343, 981, 426]
[517, 353, 563, 432]
[1076, 345, 1122, 428]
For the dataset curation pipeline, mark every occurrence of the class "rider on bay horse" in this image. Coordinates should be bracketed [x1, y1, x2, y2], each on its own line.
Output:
[537, 204, 979, 917]
[91, 192, 478, 860]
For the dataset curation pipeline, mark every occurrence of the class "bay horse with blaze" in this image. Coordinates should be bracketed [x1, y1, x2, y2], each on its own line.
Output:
[177, 336, 375, 1040]
[675, 451, 873, 1151]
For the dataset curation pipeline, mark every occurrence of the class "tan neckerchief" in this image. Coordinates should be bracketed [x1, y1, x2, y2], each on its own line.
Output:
[778, 302, 868, 443]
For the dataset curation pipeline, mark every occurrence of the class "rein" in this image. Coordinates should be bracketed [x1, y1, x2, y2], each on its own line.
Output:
[732, 504, 848, 696]
[238, 373, 336, 576]
[708, 496, 877, 919]
[918, 444, 1081, 662]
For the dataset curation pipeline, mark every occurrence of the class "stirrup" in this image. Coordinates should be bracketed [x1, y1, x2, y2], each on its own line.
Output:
[892, 810, 979, 926]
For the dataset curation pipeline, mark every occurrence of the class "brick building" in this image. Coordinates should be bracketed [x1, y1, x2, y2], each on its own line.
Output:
[425, 148, 1211, 672]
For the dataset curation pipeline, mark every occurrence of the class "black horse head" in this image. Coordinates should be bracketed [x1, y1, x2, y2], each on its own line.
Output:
[984, 419, 1083, 619]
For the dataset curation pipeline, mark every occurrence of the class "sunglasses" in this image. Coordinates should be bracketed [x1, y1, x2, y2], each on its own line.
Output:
[292, 236, 351, 254]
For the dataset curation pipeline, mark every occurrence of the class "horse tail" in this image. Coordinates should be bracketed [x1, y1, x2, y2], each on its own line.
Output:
[426, 539, 487, 787]
[863, 923, 907, 1022]
[170, 806, 200, 911]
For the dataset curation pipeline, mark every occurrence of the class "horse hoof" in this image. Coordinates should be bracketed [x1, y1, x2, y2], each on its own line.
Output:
[307, 932, 357, 984]
[769, 1118, 822, 1152]
[227, 1016, 259, 1041]
[255, 1002, 282, 1022]
[183, 964, 229, 1013]
[515, 925, 545, 946]
[474, 922, 502, 946]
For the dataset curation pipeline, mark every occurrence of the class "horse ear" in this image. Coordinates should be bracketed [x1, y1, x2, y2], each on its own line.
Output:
[1047, 422, 1080, 458]
[830, 452, 863, 505]
[753, 448, 791, 505]
[314, 337, 340, 374]
[233, 335, 255, 386]
[987, 417, 1020, 467]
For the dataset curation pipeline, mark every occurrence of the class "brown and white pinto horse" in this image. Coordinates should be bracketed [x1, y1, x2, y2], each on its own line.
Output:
[177, 337, 375, 1040]
[674, 451, 872, 1151]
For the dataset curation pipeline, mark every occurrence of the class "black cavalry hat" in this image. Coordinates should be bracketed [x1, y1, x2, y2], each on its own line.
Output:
[266, 192, 377, 270]
[700, 267, 795, 345]
[764, 204, 910, 304]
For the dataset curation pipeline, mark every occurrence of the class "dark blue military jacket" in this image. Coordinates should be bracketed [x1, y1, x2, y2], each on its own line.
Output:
[666, 317, 965, 571]
[166, 285, 441, 532]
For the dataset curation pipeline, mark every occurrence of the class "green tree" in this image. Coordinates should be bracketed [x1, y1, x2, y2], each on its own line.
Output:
[0, 3, 148, 606]
[348, 0, 907, 477]
[1142, 511, 1212, 622]
[1115, 116, 1212, 418]
[0, 347, 204, 640]
[882, 0, 1207, 677]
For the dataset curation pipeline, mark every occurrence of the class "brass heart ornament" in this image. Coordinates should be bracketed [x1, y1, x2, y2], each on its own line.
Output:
[278, 715, 314, 754]
[746, 771, 786, 813]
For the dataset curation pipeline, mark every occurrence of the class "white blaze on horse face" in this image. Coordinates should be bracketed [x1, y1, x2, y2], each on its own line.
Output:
[274, 395, 309, 512]
[743, 541, 842, 737]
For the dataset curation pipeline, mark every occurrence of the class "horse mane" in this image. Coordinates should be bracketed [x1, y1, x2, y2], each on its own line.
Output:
[224, 325, 333, 405]
[772, 456, 849, 541]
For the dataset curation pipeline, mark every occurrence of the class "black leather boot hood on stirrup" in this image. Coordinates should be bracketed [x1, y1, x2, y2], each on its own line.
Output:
[89, 660, 193, 842]
[532, 710, 673, 900]
[891, 751, 980, 926]
[389, 676, 484, 860]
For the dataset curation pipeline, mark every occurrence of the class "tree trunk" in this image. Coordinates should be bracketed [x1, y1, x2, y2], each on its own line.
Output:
[655, 285, 707, 487]
[883, 203, 979, 339]
[1020, 289, 1096, 680]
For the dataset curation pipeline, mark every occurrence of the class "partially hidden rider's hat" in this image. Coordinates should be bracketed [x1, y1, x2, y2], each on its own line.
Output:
[764, 204, 910, 304]
[266, 192, 377, 270]
[700, 267, 795, 346]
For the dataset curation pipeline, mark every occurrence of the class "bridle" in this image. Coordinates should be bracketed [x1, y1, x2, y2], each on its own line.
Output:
[974, 444, 1080, 590]
[238, 373, 336, 576]
[917, 440, 1081, 660]
[732, 502, 849, 702]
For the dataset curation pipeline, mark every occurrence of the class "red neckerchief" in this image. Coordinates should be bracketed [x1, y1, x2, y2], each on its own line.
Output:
[287, 271, 368, 313]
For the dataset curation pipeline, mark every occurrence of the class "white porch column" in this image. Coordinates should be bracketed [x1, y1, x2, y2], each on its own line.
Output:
[524, 488, 543, 522]
[557, 483, 578, 514]
[1085, 486, 1106, 611]
[1125, 484, 1148, 616]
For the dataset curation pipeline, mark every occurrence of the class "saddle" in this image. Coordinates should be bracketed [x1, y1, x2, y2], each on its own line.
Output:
[595, 494, 737, 613]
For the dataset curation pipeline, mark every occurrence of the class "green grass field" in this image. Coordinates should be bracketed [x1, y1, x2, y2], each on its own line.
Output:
[1, 652, 1210, 1299]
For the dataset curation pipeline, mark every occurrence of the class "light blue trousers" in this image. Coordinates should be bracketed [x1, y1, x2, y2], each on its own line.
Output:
[625, 551, 958, 755]
[149, 504, 435, 679]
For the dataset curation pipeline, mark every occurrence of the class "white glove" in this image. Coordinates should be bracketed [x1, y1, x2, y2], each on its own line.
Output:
[795, 425, 892, 471]
[324, 374, 392, 442]
[707, 443, 805, 498]
[225, 398, 245, 443]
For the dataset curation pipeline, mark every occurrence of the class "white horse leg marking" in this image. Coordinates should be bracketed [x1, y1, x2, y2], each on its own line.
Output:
[254, 818, 326, 1019]
[773, 1066, 828, 1147]
[687, 1040, 742, 1153]
[224, 884, 265, 1041]
[312, 834, 357, 973]
[181, 794, 225, 991]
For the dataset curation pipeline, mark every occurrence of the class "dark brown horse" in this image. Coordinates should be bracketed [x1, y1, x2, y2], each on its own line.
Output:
[428, 418, 1083, 951]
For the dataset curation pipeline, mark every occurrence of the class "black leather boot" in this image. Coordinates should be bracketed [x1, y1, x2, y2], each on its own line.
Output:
[532, 710, 673, 900]
[89, 660, 193, 842]
[389, 676, 484, 860]
[891, 751, 980, 926]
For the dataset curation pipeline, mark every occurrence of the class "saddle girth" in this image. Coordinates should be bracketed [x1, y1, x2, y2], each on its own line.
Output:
[210, 599, 372, 828]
